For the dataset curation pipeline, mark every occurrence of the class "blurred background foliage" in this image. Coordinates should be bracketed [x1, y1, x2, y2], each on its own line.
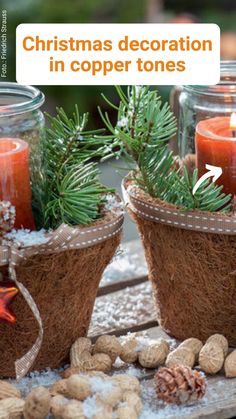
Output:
[1, 0, 236, 125]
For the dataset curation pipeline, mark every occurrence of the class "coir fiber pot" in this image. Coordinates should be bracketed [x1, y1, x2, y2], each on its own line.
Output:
[0, 203, 123, 377]
[123, 177, 236, 347]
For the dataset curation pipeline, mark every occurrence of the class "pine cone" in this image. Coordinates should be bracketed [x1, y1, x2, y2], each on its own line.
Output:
[155, 365, 206, 405]
[0, 201, 16, 236]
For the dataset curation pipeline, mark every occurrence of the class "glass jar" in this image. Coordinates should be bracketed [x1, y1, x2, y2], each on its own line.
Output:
[0, 83, 45, 228]
[178, 61, 236, 158]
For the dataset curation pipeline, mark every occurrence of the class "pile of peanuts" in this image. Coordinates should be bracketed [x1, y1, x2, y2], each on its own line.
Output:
[50, 372, 141, 418]
[66, 333, 236, 378]
[0, 334, 169, 418]
[0, 332, 236, 418]
[167, 333, 236, 377]
[63, 335, 170, 377]
[0, 372, 141, 419]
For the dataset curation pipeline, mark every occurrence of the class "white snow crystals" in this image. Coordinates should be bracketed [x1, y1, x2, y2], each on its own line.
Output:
[6, 228, 49, 247]
[117, 117, 129, 128]
[104, 194, 124, 215]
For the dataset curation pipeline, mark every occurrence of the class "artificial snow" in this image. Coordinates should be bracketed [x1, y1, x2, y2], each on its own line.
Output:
[101, 242, 148, 285]
[89, 376, 114, 394]
[10, 368, 62, 397]
[6, 228, 49, 247]
[104, 193, 124, 215]
[83, 395, 97, 418]
[117, 117, 129, 128]
[133, 85, 142, 95]
[2, 203, 15, 220]
[90, 282, 154, 335]
[127, 183, 139, 196]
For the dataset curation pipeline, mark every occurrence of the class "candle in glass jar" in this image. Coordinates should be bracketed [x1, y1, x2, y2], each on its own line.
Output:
[195, 114, 236, 196]
[0, 138, 35, 230]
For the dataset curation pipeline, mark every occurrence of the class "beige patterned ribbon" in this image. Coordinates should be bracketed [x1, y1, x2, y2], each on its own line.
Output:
[122, 180, 236, 235]
[0, 213, 124, 380]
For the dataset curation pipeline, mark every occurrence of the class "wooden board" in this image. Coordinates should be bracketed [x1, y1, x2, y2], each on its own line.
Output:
[109, 326, 236, 419]
[99, 239, 148, 293]
[89, 281, 157, 337]
[89, 239, 155, 337]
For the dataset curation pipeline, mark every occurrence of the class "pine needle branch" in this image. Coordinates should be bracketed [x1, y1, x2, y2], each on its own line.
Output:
[35, 106, 114, 229]
[44, 162, 111, 229]
[100, 86, 232, 213]
[45, 105, 114, 172]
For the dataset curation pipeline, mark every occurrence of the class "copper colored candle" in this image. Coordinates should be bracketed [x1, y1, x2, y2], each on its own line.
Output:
[0, 138, 35, 230]
[196, 116, 236, 196]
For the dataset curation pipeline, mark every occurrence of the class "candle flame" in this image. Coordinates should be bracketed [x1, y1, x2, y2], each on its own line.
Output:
[230, 113, 236, 129]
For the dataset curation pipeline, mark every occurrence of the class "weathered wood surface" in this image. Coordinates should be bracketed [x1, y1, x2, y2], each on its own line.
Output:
[99, 239, 148, 293]
[89, 239, 155, 337]
[89, 281, 157, 337]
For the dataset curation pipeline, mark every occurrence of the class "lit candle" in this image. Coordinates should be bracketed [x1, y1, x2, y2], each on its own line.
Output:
[195, 114, 236, 196]
[0, 138, 35, 230]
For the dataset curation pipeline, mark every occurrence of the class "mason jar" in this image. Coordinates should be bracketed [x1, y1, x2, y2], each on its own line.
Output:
[0, 83, 45, 228]
[178, 61, 236, 158]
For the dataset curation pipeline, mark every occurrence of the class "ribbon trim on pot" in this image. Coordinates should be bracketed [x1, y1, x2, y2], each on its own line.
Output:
[0, 214, 124, 380]
[122, 180, 236, 235]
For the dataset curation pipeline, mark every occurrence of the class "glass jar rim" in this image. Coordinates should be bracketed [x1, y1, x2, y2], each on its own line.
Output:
[0, 83, 45, 116]
[183, 60, 236, 97]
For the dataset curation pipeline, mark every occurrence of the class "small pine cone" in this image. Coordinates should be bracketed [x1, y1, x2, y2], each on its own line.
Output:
[155, 365, 206, 405]
[0, 201, 15, 235]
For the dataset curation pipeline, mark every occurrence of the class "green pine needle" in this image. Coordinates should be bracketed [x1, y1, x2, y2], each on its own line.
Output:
[35, 106, 114, 229]
[45, 105, 114, 168]
[44, 162, 111, 229]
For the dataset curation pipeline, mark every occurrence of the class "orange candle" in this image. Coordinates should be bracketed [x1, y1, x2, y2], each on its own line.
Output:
[195, 114, 236, 196]
[0, 138, 35, 230]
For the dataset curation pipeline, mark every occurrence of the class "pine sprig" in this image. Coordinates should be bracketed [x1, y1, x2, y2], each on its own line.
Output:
[100, 86, 232, 213]
[36, 106, 114, 229]
[45, 105, 113, 170]
[189, 170, 232, 212]
[99, 86, 177, 165]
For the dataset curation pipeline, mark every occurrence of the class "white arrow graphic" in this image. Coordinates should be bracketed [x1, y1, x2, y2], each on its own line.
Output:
[193, 164, 223, 195]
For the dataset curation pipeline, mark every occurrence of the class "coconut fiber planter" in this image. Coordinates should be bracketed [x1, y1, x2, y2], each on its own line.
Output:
[0, 204, 123, 378]
[123, 177, 236, 347]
